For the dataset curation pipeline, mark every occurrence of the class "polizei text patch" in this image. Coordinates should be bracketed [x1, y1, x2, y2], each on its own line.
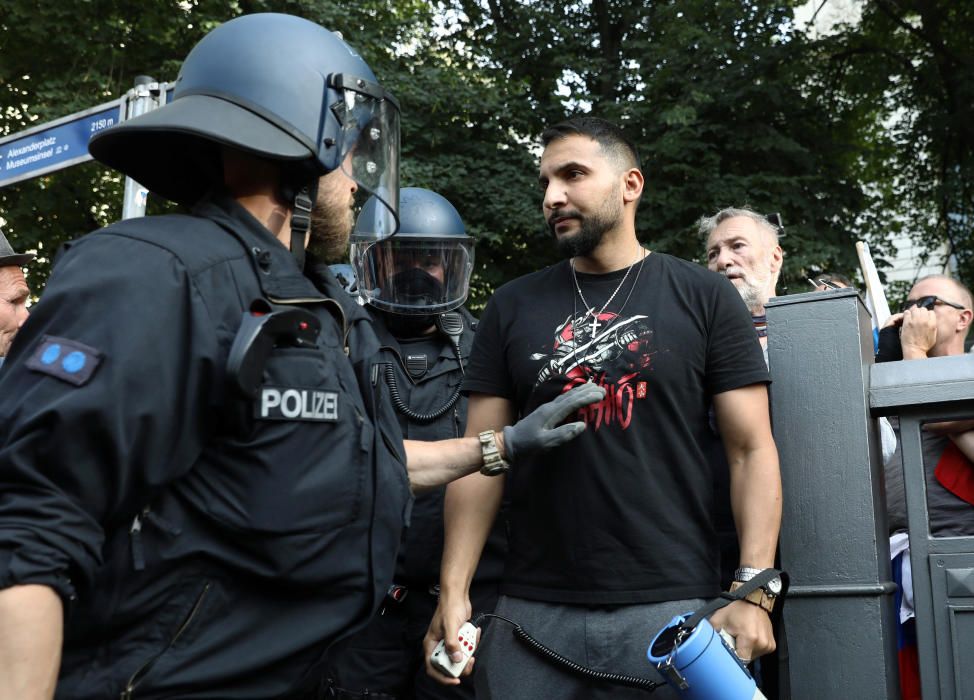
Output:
[258, 386, 339, 422]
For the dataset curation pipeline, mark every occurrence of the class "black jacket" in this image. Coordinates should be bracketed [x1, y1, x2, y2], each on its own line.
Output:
[0, 194, 411, 698]
[369, 308, 507, 586]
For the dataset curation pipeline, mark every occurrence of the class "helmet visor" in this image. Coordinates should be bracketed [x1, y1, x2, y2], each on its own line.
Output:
[351, 237, 475, 315]
[329, 74, 400, 239]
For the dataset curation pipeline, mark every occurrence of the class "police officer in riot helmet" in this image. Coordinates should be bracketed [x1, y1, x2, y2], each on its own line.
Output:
[353, 187, 475, 338]
[0, 14, 602, 699]
[320, 188, 506, 699]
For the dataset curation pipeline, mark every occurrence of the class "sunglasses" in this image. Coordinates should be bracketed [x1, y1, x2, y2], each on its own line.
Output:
[807, 277, 841, 290]
[902, 295, 966, 312]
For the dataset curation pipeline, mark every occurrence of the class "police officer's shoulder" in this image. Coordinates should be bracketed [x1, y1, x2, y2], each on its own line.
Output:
[92, 213, 248, 276]
[361, 304, 398, 345]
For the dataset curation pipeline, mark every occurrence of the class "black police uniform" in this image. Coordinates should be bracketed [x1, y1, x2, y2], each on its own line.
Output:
[322, 307, 507, 700]
[0, 194, 412, 699]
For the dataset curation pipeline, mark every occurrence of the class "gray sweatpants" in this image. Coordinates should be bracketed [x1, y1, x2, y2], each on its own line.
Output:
[474, 595, 707, 700]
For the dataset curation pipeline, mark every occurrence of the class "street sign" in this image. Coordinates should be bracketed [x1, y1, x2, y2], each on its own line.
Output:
[0, 98, 125, 188]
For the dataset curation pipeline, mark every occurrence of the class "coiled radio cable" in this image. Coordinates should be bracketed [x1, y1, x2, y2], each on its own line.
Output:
[473, 613, 663, 693]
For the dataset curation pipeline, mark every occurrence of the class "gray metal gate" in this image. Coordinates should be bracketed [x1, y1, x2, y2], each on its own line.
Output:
[872, 353, 974, 699]
[766, 288, 899, 699]
[766, 287, 974, 699]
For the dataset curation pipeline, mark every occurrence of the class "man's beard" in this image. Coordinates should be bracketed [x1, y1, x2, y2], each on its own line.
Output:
[550, 196, 622, 259]
[307, 191, 355, 263]
[723, 266, 773, 312]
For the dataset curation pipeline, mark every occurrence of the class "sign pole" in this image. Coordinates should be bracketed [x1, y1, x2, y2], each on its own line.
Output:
[121, 76, 167, 220]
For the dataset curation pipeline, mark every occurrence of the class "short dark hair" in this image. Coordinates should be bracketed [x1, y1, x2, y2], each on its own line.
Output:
[541, 117, 641, 171]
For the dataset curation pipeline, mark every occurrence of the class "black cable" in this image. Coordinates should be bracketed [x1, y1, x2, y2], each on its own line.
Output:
[384, 311, 468, 423]
[384, 363, 461, 423]
[474, 613, 663, 693]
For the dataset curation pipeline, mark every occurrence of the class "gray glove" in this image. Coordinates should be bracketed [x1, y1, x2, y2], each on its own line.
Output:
[502, 382, 606, 463]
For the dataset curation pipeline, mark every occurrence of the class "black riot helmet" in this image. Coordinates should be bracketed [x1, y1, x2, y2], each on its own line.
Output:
[89, 13, 400, 240]
[352, 188, 474, 316]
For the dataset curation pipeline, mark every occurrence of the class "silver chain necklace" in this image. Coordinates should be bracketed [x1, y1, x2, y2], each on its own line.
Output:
[571, 248, 646, 337]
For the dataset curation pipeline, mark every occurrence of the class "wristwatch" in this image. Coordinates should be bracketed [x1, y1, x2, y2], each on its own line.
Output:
[730, 566, 782, 614]
[478, 430, 510, 476]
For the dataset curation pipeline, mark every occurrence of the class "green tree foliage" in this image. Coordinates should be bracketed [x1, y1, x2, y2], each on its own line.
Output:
[3, 0, 971, 308]
[448, 0, 888, 295]
[0, 0, 539, 309]
[1, 1, 226, 286]
[823, 0, 974, 289]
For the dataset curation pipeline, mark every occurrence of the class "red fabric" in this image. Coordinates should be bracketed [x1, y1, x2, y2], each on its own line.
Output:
[898, 644, 922, 700]
[935, 441, 974, 506]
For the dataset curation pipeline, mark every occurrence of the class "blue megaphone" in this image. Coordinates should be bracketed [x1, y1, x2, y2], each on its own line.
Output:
[647, 614, 766, 700]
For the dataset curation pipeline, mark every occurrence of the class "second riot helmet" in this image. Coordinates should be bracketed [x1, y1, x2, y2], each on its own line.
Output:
[351, 188, 474, 315]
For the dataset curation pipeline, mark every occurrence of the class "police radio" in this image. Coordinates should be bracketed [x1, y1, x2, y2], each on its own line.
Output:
[226, 303, 321, 398]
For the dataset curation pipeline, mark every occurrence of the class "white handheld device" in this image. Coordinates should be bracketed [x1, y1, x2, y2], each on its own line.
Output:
[430, 621, 478, 678]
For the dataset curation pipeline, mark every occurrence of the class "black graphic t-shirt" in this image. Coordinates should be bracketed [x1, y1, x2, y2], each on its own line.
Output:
[463, 253, 769, 604]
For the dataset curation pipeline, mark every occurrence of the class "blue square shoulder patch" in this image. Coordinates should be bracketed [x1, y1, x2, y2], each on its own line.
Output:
[25, 335, 103, 386]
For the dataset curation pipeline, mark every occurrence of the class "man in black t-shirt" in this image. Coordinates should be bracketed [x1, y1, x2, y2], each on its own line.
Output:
[423, 117, 782, 698]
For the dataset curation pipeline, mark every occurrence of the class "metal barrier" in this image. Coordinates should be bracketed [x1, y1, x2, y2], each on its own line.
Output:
[872, 353, 974, 699]
[766, 288, 899, 699]
[767, 287, 974, 699]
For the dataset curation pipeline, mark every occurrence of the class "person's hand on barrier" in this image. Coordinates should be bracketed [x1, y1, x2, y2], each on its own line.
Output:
[709, 600, 775, 664]
[424, 592, 475, 684]
[502, 382, 605, 463]
[899, 306, 937, 359]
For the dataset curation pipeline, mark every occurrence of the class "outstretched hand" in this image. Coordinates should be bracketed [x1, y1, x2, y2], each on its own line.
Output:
[502, 382, 605, 462]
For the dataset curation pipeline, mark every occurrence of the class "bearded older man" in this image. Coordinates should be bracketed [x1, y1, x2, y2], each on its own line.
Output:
[701, 208, 783, 354]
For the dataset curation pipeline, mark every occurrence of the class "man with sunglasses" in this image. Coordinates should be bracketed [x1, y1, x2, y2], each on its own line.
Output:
[882, 275, 974, 539]
[883, 276, 973, 361]
[881, 276, 974, 695]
